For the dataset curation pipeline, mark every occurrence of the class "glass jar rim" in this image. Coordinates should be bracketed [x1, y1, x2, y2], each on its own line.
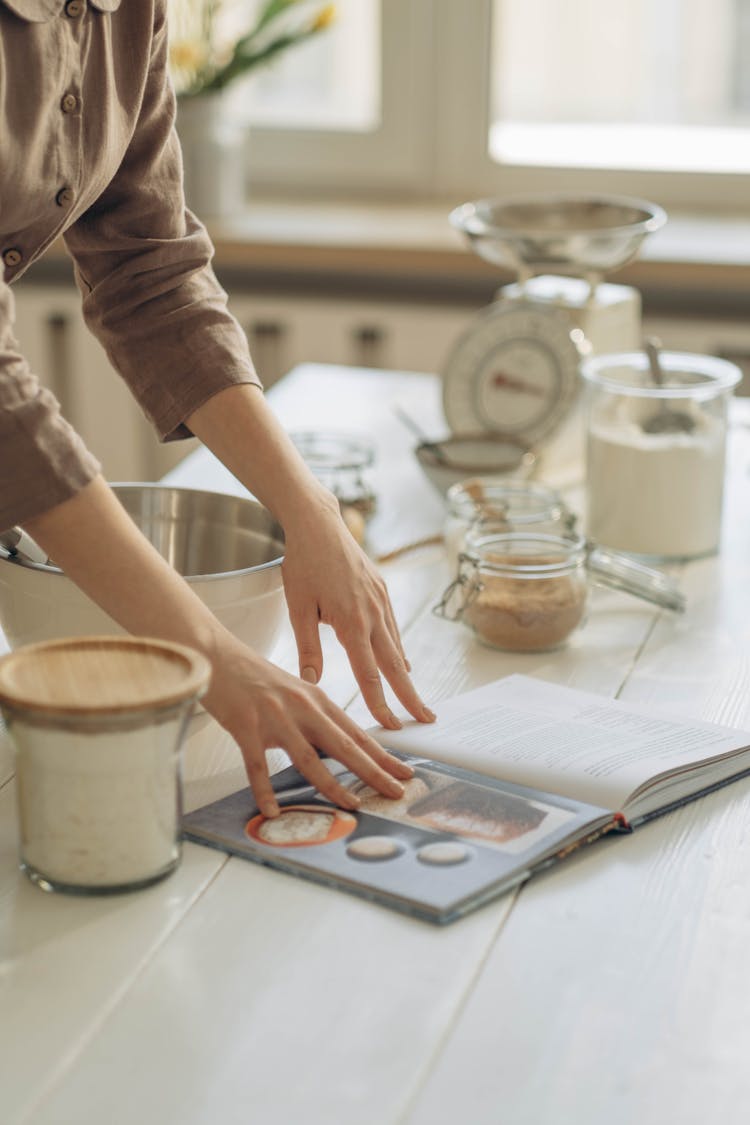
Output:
[581, 351, 742, 399]
[290, 430, 375, 470]
[463, 532, 588, 578]
[447, 477, 566, 521]
[462, 533, 687, 610]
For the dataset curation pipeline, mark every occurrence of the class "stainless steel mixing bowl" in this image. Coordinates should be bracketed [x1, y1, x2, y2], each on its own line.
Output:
[0, 485, 287, 654]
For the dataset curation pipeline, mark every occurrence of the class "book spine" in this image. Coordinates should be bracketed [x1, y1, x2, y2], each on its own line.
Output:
[553, 816, 630, 863]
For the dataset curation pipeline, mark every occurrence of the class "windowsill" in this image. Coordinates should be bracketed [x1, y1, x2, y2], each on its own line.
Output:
[205, 198, 750, 312]
[37, 198, 749, 314]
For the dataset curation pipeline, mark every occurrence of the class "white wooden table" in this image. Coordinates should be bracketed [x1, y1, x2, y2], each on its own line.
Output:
[3, 362, 750, 1125]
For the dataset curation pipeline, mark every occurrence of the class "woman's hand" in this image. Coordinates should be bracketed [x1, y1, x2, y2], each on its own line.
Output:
[281, 492, 435, 731]
[24, 477, 418, 819]
[187, 385, 437, 733]
[203, 635, 415, 817]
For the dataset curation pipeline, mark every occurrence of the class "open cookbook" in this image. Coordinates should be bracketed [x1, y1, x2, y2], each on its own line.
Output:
[182, 674, 750, 924]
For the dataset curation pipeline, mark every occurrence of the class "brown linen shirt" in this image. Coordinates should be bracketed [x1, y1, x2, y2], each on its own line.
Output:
[0, 0, 261, 530]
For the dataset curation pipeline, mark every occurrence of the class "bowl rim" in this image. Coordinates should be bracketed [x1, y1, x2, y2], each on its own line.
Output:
[415, 434, 537, 475]
[449, 192, 667, 239]
[0, 483, 285, 581]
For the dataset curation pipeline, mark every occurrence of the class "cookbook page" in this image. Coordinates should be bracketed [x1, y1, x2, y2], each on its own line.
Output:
[374, 675, 750, 812]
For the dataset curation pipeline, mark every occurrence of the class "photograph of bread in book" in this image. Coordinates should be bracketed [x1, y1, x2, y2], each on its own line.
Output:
[344, 770, 573, 854]
[245, 804, 358, 847]
[183, 675, 750, 924]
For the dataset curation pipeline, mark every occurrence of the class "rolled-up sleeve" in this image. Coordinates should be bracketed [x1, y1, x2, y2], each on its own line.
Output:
[63, 2, 261, 443]
[0, 282, 100, 531]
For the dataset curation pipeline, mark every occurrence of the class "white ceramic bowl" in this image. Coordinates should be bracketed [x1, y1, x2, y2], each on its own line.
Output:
[415, 433, 537, 495]
[0, 485, 287, 655]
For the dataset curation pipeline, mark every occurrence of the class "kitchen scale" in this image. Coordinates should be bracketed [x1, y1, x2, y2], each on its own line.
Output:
[443, 194, 667, 450]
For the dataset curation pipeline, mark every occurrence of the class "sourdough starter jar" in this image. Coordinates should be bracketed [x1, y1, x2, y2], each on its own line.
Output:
[444, 478, 577, 569]
[0, 636, 209, 894]
[581, 351, 741, 561]
[436, 532, 685, 653]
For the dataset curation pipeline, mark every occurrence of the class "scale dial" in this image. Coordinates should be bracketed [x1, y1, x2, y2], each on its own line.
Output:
[442, 302, 587, 446]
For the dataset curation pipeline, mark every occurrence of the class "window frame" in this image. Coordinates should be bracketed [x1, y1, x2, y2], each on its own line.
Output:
[243, 0, 436, 196]
[243, 0, 750, 216]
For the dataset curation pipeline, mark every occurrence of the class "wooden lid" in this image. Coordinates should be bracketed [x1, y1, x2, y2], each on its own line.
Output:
[0, 636, 211, 716]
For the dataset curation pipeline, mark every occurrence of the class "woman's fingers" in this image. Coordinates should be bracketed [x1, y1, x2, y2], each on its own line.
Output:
[234, 684, 415, 817]
[285, 580, 324, 686]
[326, 698, 415, 781]
[381, 587, 411, 671]
[338, 614, 435, 729]
[241, 750, 282, 818]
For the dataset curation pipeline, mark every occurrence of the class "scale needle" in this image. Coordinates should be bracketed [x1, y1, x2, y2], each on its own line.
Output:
[492, 370, 545, 396]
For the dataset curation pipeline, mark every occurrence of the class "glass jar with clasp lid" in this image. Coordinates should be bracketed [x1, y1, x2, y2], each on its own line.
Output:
[443, 478, 577, 570]
[435, 531, 686, 653]
[290, 430, 377, 518]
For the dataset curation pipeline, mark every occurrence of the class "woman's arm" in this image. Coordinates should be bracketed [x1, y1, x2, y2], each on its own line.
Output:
[22, 476, 414, 817]
[187, 383, 436, 731]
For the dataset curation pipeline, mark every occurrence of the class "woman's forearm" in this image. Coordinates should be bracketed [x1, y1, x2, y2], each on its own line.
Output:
[23, 475, 226, 664]
[186, 383, 336, 529]
[21, 474, 413, 814]
[186, 382, 434, 728]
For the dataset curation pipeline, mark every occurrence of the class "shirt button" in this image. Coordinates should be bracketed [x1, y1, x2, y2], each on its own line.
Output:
[61, 92, 80, 115]
[3, 248, 23, 269]
[56, 187, 75, 207]
[65, 0, 85, 14]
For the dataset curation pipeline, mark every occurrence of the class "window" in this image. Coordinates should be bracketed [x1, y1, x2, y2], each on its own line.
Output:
[246, 0, 380, 132]
[243, 0, 434, 195]
[490, 0, 750, 174]
[242, 0, 750, 213]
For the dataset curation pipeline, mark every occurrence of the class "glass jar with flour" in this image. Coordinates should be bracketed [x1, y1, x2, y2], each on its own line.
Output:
[581, 350, 741, 561]
[0, 636, 209, 894]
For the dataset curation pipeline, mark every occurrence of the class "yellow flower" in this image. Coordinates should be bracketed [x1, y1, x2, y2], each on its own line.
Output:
[311, 4, 336, 32]
[169, 41, 209, 73]
[168, 0, 336, 98]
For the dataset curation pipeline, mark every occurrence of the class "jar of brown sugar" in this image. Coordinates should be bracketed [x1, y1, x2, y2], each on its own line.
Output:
[444, 478, 577, 570]
[435, 532, 685, 653]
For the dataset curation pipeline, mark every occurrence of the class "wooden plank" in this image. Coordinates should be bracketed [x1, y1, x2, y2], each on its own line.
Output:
[21, 861, 515, 1125]
[406, 776, 750, 1125]
[0, 782, 226, 1125]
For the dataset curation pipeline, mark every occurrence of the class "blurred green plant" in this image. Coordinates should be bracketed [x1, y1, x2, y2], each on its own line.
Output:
[169, 0, 336, 97]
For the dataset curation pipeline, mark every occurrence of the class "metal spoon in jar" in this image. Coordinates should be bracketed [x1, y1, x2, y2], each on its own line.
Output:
[642, 338, 695, 434]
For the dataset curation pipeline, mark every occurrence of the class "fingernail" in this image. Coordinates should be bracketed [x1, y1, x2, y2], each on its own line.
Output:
[264, 802, 281, 818]
[387, 780, 405, 798]
[342, 794, 361, 810]
[301, 667, 318, 684]
[395, 761, 414, 779]
[421, 706, 437, 722]
[386, 711, 402, 730]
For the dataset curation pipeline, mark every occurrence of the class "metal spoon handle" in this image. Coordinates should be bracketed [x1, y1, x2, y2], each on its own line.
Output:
[645, 336, 664, 387]
[392, 405, 430, 442]
[0, 526, 49, 565]
[392, 405, 447, 461]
